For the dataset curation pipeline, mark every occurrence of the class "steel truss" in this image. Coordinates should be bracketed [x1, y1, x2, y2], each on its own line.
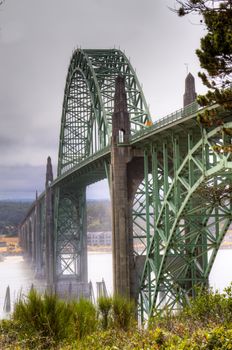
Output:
[54, 49, 151, 286]
[58, 49, 151, 175]
[54, 187, 87, 281]
[139, 121, 232, 320]
[20, 47, 232, 317]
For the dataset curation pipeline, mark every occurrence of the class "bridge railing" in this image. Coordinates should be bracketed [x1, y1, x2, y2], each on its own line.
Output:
[130, 101, 200, 142]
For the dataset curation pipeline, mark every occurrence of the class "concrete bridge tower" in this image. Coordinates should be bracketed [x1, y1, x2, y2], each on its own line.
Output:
[183, 72, 197, 107]
[111, 76, 145, 300]
[111, 76, 131, 298]
[45, 156, 55, 291]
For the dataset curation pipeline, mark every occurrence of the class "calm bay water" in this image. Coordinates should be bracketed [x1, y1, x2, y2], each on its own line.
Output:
[0, 250, 231, 318]
[0, 253, 112, 319]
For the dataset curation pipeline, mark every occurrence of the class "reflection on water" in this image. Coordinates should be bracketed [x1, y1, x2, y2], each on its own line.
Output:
[0, 250, 231, 318]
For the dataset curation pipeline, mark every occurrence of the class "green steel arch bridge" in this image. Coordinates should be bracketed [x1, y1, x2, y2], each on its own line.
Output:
[20, 49, 232, 320]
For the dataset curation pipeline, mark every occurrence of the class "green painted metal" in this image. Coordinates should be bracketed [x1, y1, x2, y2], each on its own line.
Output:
[19, 48, 232, 322]
[58, 49, 151, 175]
[54, 48, 151, 288]
[139, 121, 232, 319]
[55, 186, 87, 280]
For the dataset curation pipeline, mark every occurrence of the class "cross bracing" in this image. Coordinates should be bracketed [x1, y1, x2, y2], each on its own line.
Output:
[138, 119, 232, 320]
[58, 49, 151, 175]
[19, 48, 232, 322]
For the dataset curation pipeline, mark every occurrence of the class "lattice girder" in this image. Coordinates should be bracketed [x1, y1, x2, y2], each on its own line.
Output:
[54, 186, 87, 281]
[58, 49, 151, 175]
[139, 122, 232, 320]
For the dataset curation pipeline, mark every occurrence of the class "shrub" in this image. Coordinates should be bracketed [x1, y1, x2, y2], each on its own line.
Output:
[97, 296, 112, 329]
[5, 285, 232, 349]
[111, 294, 136, 331]
[181, 284, 232, 326]
[203, 326, 232, 350]
[13, 289, 72, 344]
[71, 298, 97, 340]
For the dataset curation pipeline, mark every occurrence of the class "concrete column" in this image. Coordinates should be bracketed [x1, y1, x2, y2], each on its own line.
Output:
[24, 222, 30, 258]
[45, 156, 55, 291]
[183, 72, 197, 107]
[35, 194, 44, 278]
[28, 220, 33, 260]
[31, 214, 36, 265]
[110, 76, 148, 302]
[79, 189, 88, 285]
[111, 76, 132, 298]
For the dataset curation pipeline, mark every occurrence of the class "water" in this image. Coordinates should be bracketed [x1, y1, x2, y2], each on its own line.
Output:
[0, 256, 46, 319]
[0, 253, 112, 319]
[0, 250, 231, 318]
[209, 249, 232, 291]
[88, 252, 113, 297]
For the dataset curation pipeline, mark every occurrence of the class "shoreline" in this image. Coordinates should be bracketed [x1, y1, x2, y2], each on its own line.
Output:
[1, 244, 232, 258]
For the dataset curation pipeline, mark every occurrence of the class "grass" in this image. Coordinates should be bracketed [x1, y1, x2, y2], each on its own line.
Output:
[1, 285, 232, 349]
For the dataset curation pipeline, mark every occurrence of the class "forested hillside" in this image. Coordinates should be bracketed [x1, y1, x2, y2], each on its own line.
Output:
[0, 200, 111, 236]
[87, 200, 111, 231]
[0, 201, 32, 235]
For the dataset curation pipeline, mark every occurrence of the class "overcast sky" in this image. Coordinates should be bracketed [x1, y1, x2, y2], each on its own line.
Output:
[0, 0, 206, 200]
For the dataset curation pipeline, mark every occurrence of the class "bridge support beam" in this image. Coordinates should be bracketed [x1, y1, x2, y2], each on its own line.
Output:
[34, 196, 44, 278]
[111, 76, 132, 298]
[111, 76, 145, 300]
[45, 157, 55, 291]
[54, 185, 89, 299]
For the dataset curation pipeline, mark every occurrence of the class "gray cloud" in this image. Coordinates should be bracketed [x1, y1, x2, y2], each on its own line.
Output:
[0, 164, 46, 199]
[0, 0, 206, 198]
[0, 164, 109, 201]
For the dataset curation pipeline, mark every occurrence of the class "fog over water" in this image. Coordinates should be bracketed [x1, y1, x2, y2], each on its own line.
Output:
[0, 253, 113, 319]
[0, 249, 231, 319]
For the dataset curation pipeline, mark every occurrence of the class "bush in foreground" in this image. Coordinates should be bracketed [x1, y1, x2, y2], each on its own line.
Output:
[13, 289, 72, 342]
[97, 295, 135, 331]
[71, 298, 97, 340]
[1, 285, 232, 349]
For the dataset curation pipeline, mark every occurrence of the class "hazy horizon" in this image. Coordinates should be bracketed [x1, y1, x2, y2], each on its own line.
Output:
[0, 0, 206, 199]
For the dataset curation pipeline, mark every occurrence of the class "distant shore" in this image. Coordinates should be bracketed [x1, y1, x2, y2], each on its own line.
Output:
[87, 246, 111, 253]
[0, 236, 22, 256]
[0, 235, 231, 258]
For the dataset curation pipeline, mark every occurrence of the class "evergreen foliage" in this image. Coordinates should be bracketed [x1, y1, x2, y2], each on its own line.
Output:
[97, 296, 112, 329]
[111, 295, 136, 331]
[87, 200, 111, 232]
[70, 298, 97, 340]
[176, 0, 232, 108]
[0, 199, 111, 236]
[97, 295, 136, 331]
[13, 290, 72, 343]
[0, 201, 32, 236]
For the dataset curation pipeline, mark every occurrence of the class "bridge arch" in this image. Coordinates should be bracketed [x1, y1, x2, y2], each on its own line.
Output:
[19, 49, 232, 319]
[58, 49, 151, 175]
[139, 121, 232, 319]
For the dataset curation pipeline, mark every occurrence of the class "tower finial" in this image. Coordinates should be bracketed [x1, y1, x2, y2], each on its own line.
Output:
[183, 72, 197, 107]
[112, 75, 130, 144]
[46, 156, 53, 188]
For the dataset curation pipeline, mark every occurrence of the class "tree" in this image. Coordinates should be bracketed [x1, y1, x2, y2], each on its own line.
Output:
[176, 1, 232, 109]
